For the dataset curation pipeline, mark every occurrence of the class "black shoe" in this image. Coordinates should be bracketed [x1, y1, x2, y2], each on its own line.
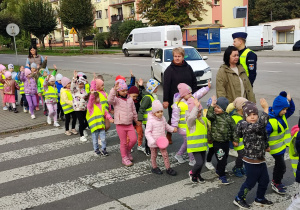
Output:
[8, 106, 12, 112]
[233, 197, 250, 209]
[95, 150, 102, 156]
[189, 171, 198, 183]
[197, 174, 205, 183]
[151, 167, 163, 175]
[101, 148, 109, 156]
[44, 110, 48, 116]
[166, 168, 177, 176]
[13, 108, 18, 113]
[145, 147, 151, 156]
[254, 198, 273, 206]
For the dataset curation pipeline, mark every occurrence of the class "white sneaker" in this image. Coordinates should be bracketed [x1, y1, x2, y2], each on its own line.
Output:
[158, 151, 162, 156]
[174, 154, 186, 164]
[53, 121, 60, 127]
[229, 149, 238, 157]
[205, 162, 215, 170]
[31, 115, 36, 119]
[189, 159, 196, 166]
[47, 116, 51, 124]
[80, 136, 88, 142]
[137, 146, 145, 152]
[23, 107, 27, 113]
[83, 130, 88, 137]
[3, 106, 8, 111]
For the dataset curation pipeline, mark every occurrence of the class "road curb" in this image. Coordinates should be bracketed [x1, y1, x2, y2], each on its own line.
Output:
[0, 122, 47, 136]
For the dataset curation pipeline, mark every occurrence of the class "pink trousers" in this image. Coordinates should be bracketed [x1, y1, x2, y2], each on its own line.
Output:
[116, 124, 137, 158]
[150, 147, 170, 169]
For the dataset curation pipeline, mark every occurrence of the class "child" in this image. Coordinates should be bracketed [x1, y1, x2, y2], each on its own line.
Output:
[186, 98, 208, 183]
[206, 96, 239, 184]
[266, 91, 295, 194]
[145, 100, 177, 176]
[20, 67, 37, 119]
[172, 82, 210, 166]
[8, 64, 18, 105]
[204, 98, 215, 171]
[16, 66, 29, 113]
[0, 71, 19, 113]
[60, 77, 78, 136]
[108, 79, 140, 167]
[0, 64, 7, 110]
[231, 97, 248, 177]
[87, 90, 114, 156]
[138, 78, 160, 156]
[77, 72, 90, 94]
[30, 63, 41, 111]
[55, 73, 64, 121]
[43, 75, 59, 127]
[115, 70, 136, 90]
[71, 71, 89, 142]
[233, 100, 273, 209]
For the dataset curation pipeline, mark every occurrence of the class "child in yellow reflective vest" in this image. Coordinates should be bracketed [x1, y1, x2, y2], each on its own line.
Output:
[0, 64, 6, 109]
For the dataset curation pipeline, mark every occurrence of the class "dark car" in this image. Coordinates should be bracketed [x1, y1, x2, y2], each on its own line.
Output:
[293, 40, 300, 51]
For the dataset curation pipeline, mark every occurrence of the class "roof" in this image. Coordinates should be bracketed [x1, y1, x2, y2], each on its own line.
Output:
[183, 24, 224, 30]
[160, 46, 194, 50]
[272, 25, 295, 31]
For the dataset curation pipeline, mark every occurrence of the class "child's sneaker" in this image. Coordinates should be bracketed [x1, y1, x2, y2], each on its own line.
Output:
[189, 170, 198, 183]
[3, 106, 8, 111]
[151, 167, 163, 175]
[205, 162, 215, 170]
[219, 176, 230, 185]
[47, 116, 51, 124]
[101, 148, 109, 156]
[137, 146, 145, 152]
[80, 136, 88, 142]
[271, 181, 286, 194]
[189, 159, 196, 166]
[53, 121, 60, 127]
[229, 149, 238, 157]
[127, 150, 133, 161]
[35, 106, 40, 111]
[241, 167, 247, 175]
[44, 110, 48, 116]
[13, 108, 18, 113]
[122, 157, 133, 167]
[232, 166, 243, 178]
[158, 151, 162, 156]
[145, 148, 151, 156]
[174, 154, 185, 164]
[95, 149, 102, 156]
[31, 115, 36, 119]
[23, 107, 27, 113]
[65, 130, 72, 136]
[233, 197, 250, 209]
[254, 198, 273, 206]
[71, 129, 78, 135]
[197, 174, 205, 183]
[166, 168, 177, 176]
[8, 106, 12, 112]
[83, 130, 88, 137]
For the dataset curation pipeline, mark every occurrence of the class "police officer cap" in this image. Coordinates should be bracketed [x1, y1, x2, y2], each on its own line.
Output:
[232, 32, 248, 39]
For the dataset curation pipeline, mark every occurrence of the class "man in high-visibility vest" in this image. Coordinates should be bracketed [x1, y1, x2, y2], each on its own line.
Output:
[232, 32, 257, 87]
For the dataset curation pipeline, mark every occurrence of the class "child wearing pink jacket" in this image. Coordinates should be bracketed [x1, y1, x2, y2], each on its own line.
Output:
[108, 79, 141, 167]
[145, 100, 177, 176]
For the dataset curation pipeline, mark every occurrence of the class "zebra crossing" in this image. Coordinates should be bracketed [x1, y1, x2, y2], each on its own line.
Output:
[0, 127, 298, 210]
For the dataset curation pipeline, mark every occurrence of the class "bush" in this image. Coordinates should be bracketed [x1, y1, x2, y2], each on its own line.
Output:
[95, 32, 111, 49]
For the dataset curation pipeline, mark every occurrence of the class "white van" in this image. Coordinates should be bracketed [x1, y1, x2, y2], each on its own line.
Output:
[122, 25, 183, 57]
[221, 25, 273, 50]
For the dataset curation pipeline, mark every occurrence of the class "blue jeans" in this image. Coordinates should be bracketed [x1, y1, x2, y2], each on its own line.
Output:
[237, 162, 269, 200]
[92, 129, 106, 151]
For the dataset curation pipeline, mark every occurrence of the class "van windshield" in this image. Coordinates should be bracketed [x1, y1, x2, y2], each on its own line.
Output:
[164, 48, 202, 62]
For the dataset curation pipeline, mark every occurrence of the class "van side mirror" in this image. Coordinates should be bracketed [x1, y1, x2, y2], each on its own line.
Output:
[202, 56, 208, 60]
[155, 58, 161, 62]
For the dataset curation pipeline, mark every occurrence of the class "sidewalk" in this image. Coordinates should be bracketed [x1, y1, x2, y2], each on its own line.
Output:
[201, 50, 300, 57]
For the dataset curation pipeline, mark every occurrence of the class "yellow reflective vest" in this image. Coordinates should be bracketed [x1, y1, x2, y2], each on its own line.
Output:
[268, 115, 291, 155]
[86, 104, 105, 132]
[45, 86, 58, 102]
[99, 91, 109, 111]
[232, 114, 244, 151]
[0, 75, 5, 90]
[141, 95, 154, 125]
[240, 48, 253, 77]
[19, 82, 24, 95]
[38, 77, 45, 95]
[186, 117, 208, 153]
[176, 100, 189, 129]
[289, 131, 299, 177]
[60, 89, 74, 114]
[85, 83, 90, 94]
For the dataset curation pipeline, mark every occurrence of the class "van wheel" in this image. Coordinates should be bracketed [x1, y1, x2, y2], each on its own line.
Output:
[150, 49, 155, 58]
[151, 68, 155, 80]
[124, 49, 129, 57]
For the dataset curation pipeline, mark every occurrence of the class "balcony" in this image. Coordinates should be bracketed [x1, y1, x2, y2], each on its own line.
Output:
[110, 0, 135, 7]
[111, 14, 123, 23]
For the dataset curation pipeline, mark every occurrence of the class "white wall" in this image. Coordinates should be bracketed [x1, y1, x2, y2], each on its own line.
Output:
[272, 30, 300, 51]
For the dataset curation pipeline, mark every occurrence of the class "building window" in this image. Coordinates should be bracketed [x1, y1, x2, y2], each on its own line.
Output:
[95, 0, 101, 2]
[214, 0, 220, 5]
[118, 8, 122, 15]
[214, 20, 220, 24]
[105, 9, 108, 18]
[64, 30, 69, 36]
[96, 10, 102, 19]
[277, 31, 294, 44]
[99, 27, 103, 33]
[106, 26, 109, 32]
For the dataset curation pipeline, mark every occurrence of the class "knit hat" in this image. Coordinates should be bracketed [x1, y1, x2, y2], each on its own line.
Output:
[177, 83, 192, 97]
[146, 78, 160, 94]
[272, 91, 290, 117]
[61, 77, 71, 87]
[25, 69, 32, 77]
[8, 64, 14, 70]
[31, 63, 37, 69]
[115, 75, 126, 82]
[0, 64, 6, 72]
[187, 98, 203, 112]
[49, 75, 56, 82]
[77, 76, 87, 85]
[39, 68, 47, 76]
[56, 73, 63, 81]
[77, 72, 85, 76]
[242, 101, 258, 118]
[4, 71, 11, 78]
[152, 100, 163, 113]
[115, 79, 128, 91]
[233, 97, 248, 110]
[128, 86, 139, 95]
[216, 97, 229, 111]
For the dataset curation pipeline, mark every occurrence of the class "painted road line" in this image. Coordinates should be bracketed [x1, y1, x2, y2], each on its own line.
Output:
[113, 63, 149, 67]
[267, 71, 282, 73]
[264, 62, 282, 64]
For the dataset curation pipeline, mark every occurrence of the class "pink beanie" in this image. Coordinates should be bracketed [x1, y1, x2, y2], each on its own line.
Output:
[49, 75, 56, 82]
[61, 77, 71, 87]
[178, 83, 192, 97]
[4, 71, 11, 78]
[0, 64, 6, 72]
[115, 79, 128, 91]
[233, 97, 248, 110]
[152, 100, 163, 113]
[25, 69, 32, 77]
[187, 98, 203, 112]
[95, 79, 104, 90]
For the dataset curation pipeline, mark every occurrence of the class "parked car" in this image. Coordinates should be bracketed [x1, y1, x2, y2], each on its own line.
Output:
[151, 46, 212, 86]
[293, 40, 300, 51]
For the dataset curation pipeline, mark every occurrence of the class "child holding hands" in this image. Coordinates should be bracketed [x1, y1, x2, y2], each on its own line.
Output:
[0, 71, 19, 113]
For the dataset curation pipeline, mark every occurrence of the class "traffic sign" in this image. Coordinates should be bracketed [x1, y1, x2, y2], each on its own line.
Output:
[6, 23, 20, 36]
[70, 27, 77, 34]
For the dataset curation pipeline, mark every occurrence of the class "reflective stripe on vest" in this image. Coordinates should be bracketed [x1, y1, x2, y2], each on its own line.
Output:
[268, 115, 290, 154]
[240, 48, 252, 77]
[232, 114, 244, 151]
[289, 132, 299, 177]
[99, 91, 109, 111]
[0, 75, 5, 90]
[176, 101, 189, 129]
[38, 77, 45, 95]
[85, 83, 90, 94]
[60, 89, 73, 114]
[186, 117, 208, 153]
[141, 95, 154, 124]
[45, 86, 58, 101]
[86, 104, 105, 132]
[19, 82, 24, 94]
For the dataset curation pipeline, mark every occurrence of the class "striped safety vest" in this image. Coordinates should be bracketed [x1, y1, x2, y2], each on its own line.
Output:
[60, 89, 74, 114]
[203, 108, 213, 148]
[19, 82, 25, 94]
[86, 104, 105, 132]
[176, 100, 190, 129]
[0, 74, 5, 90]
[45, 86, 58, 102]
[240, 48, 253, 77]
[85, 83, 90, 94]
[186, 117, 208, 153]
[38, 77, 45, 95]
[289, 131, 299, 177]
[268, 115, 291, 155]
[99, 91, 109, 111]
[232, 114, 244, 151]
[141, 95, 154, 125]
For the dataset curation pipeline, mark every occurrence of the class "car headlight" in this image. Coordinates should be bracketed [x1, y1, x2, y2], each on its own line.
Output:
[203, 67, 211, 73]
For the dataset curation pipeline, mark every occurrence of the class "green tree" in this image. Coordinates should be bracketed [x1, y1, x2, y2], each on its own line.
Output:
[20, 0, 57, 49]
[137, 0, 210, 28]
[59, 0, 94, 52]
[95, 32, 111, 49]
[118, 20, 145, 45]
[109, 21, 122, 42]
